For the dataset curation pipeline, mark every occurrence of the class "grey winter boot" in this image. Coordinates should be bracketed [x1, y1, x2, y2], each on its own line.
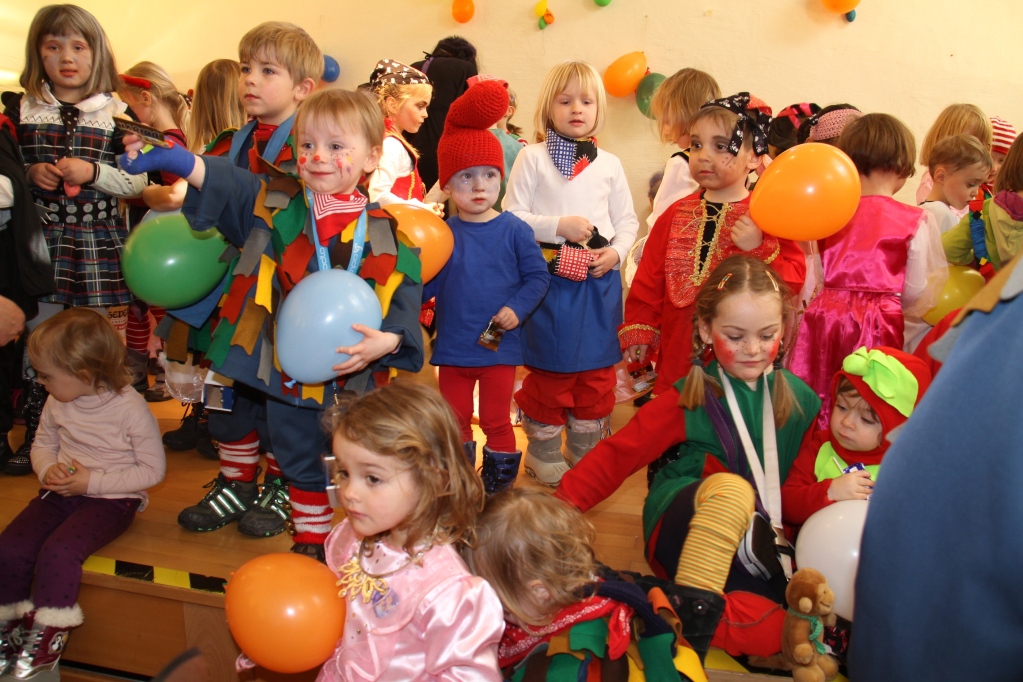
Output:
[521, 417, 568, 487]
[563, 415, 610, 467]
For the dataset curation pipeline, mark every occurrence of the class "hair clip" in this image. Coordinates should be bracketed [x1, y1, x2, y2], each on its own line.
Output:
[765, 270, 780, 292]
[119, 74, 152, 89]
[716, 273, 733, 290]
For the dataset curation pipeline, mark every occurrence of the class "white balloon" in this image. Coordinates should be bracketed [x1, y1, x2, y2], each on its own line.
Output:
[794, 500, 869, 621]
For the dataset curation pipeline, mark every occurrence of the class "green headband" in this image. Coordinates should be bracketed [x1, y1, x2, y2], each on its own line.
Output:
[842, 347, 918, 418]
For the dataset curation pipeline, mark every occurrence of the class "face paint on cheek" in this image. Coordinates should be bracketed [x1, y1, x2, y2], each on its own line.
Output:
[297, 156, 307, 165]
[711, 333, 737, 367]
[767, 337, 781, 363]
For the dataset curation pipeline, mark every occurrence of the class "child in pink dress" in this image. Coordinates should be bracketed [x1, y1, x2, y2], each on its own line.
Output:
[788, 114, 946, 428]
[317, 382, 503, 681]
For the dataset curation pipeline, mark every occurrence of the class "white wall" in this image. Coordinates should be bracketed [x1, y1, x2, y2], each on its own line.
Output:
[2, 0, 1021, 212]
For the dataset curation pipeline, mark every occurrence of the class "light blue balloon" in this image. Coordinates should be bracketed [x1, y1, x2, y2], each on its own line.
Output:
[275, 269, 383, 385]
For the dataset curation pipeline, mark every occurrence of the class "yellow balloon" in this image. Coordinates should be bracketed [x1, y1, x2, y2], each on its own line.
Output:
[922, 265, 986, 326]
[534, 0, 547, 17]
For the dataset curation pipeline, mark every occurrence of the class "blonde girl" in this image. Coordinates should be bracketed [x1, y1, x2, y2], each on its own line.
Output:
[367, 59, 443, 215]
[0, 308, 164, 678]
[118, 62, 189, 145]
[915, 103, 993, 206]
[558, 255, 820, 662]
[647, 67, 721, 227]
[3, 4, 148, 471]
[137, 59, 247, 213]
[318, 382, 503, 681]
[944, 133, 1023, 271]
[187, 59, 247, 154]
[119, 62, 190, 215]
[503, 61, 639, 487]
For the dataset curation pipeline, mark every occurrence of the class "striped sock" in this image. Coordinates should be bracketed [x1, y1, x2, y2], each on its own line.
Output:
[125, 305, 150, 355]
[264, 451, 284, 479]
[218, 431, 260, 482]
[675, 473, 755, 594]
[288, 488, 333, 545]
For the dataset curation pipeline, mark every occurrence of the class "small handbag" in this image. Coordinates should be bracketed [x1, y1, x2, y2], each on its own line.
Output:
[539, 232, 609, 282]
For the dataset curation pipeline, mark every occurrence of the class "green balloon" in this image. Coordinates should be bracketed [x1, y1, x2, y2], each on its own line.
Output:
[636, 72, 666, 119]
[594, 0, 612, 5]
[121, 212, 229, 309]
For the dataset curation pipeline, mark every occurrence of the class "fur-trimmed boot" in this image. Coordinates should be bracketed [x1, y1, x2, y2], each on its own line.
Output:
[9, 604, 83, 681]
[0, 601, 33, 676]
[563, 415, 610, 467]
[6, 379, 47, 476]
[463, 441, 477, 469]
[480, 446, 521, 494]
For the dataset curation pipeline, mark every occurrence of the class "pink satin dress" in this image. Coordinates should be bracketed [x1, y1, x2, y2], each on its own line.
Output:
[787, 196, 924, 429]
[317, 520, 504, 681]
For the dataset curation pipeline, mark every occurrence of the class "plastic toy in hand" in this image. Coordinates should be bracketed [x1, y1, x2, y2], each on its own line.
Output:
[119, 137, 196, 179]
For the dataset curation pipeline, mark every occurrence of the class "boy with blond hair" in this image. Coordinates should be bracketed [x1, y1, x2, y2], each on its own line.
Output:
[124, 88, 424, 561]
[161, 22, 324, 544]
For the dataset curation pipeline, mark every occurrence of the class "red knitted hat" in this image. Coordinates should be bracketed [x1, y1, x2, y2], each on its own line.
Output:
[991, 116, 1017, 156]
[833, 346, 932, 440]
[437, 80, 509, 189]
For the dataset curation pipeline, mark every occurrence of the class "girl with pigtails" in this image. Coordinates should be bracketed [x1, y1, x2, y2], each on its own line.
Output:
[557, 255, 820, 662]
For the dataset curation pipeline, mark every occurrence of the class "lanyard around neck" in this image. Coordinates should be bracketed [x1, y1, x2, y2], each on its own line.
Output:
[718, 366, 791, 577]
[305, 188, 367, 274]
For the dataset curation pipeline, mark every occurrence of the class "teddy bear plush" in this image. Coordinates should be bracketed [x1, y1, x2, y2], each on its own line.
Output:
[781, 568, 840, 682]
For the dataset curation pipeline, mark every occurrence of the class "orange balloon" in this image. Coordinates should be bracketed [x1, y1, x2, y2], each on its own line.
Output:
[225, 553, 346, 673]
[603, 52, 647, 98]
[922, 265, 985, 325]
[383, 204, 454, 283]
[749, 143, 861, 242]
[822, 0, 860, 12]
[452, 0, 474, 23]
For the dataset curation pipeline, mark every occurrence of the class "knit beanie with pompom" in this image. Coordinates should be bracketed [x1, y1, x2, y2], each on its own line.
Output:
[437, 80, 510, 189]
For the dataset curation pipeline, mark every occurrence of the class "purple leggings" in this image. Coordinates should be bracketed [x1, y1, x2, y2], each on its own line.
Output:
[0, 492, 140, 608]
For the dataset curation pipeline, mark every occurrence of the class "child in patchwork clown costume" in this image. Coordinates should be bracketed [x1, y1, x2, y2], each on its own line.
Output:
[121, 88, 424, 561]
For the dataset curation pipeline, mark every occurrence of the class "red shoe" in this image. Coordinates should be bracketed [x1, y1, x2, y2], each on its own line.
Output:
[9, 605, 83, 680]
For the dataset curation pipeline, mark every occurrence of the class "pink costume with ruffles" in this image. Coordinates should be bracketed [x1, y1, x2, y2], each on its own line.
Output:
[317, 519, 504, 681]
[788, 196, 924, 429]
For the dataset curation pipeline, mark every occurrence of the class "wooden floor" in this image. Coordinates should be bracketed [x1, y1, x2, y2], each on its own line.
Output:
[3, 365, 650, 581]
[0, 361, 652, 680]
[2, 360, 834, 681]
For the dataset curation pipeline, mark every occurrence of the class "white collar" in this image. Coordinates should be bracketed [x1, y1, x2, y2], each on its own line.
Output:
[37, 82, 118, 114]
